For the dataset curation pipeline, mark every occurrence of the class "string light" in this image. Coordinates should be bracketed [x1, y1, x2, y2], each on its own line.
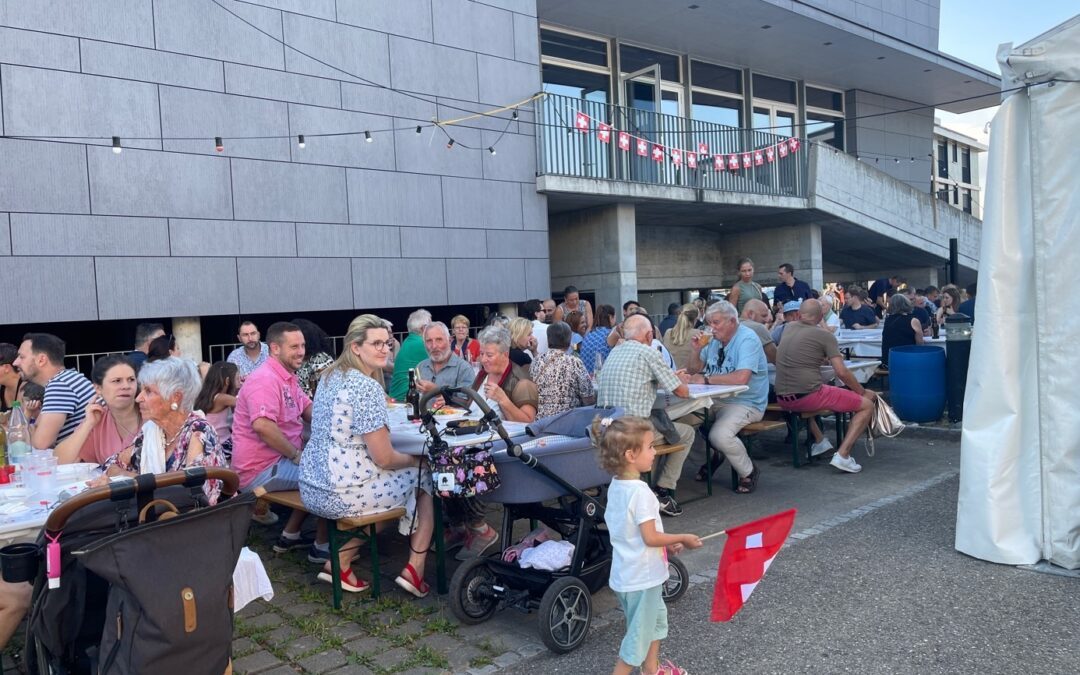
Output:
[112, 136, 122, 154]
[297, 134, 306, 149]
[445, 138, 455, 149]
[215, 137, 224, 152]
[487, 146, 496, 155]
[364, 131, 373, 143]
[415, 125, 423, 135]
[512, 111, 519, 120]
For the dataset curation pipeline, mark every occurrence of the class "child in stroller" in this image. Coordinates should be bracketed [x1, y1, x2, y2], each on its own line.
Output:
[595, 415, 701, 675]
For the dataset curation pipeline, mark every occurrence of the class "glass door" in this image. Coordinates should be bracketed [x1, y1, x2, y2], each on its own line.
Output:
[620, 65, 661, 181]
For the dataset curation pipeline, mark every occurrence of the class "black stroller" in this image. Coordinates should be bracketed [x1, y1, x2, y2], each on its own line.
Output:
[16, 468, 254, 674]
[419, 388, 689, 654]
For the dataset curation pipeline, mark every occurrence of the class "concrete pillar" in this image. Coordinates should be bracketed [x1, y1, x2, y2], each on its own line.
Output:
[549, 204, 638, 311]
[718, 223, 824, 292]
[497, 303, 519, 319]
[173, 317, 203, 363]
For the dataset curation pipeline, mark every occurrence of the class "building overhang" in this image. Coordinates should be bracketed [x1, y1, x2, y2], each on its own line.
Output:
[539, 0, 1001, 113]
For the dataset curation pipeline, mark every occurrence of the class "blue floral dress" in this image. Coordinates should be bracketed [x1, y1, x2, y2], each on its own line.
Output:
[299, 369, 431, 535]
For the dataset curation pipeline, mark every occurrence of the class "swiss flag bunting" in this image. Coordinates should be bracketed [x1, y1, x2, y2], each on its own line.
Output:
[671, 148, 683, 166]
[597, 122, 611, 143]
[728, 154, 740, 170]
[753, 150, 764, 166]
[788, 137, 800, 152]
[636, 138, 649, 156]
[714, 155, 725, 171]
[574, 111, 590, 131]
[686, 151, 698, 169]
[765, 146, 776, 163]
[711, 508, 796, 622]
[778, 142, 789, 158]
[698, 142, 709, 156]
[651, 143, 666, 162]
[618, 132, 631, 151]
[742, 153, 753, 169]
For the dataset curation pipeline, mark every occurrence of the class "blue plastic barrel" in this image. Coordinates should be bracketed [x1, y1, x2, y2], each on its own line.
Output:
[888, 345, 946, 422]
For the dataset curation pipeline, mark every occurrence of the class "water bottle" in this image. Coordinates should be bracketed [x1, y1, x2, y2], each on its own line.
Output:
[593, 352, 604, 377]
[6, 402, 32, 467]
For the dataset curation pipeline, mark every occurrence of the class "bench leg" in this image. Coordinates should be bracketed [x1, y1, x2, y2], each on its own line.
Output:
[433, 497, 447, 595]
[790, 415, 802, 468]
[369, 524, 381, 598]
[329, 520, 342, 611]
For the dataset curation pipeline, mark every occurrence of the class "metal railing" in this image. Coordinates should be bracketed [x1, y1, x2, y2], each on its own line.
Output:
[537, 92, 807, 198]
[64, 351, 127, 376]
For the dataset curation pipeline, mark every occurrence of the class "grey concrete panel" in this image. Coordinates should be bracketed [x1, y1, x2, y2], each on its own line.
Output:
[473, 0, 536, 16]
[446, 258, 525, 304]
[399, 227, 486, 259]
[513, 13, 540, 64]
[224, 63, 342, 108]
[521, 184, 547, 231]
[0, 257, 97, 324]
[442, 177, 522, 230]
[154, 0, 284, 69]
[0, 0, 154, 46]
[170, 219, 297, 257]
[237, 257, 353, 313]
[286, 104, 395, 169]
[524, 258, 551, 299]
[239, 0, 336, 20]
[486, 230, 548, 259]
[295, 223, 400, 258]
[352, 258, 448, 309]
[477, 55, 541, 106]
[0, 214, 9, 255]
[346, 169, 443, 227]
[283, 12, 390, 87]
[392, 124, 483, 179]
[335, 0, 433, 42]
[0, 139, 89, 214]
[341, 82, 438, 121]
[81, 40, 226, 92]
[95, 257, 239, 320]
[159, 86, 290, 161]
[481, 131, 538, 183]
[10, 214, 168, 256]
[0, 26, 80, 71]
[388, 37, 479, 102]
[87, 146, 232, 220]
[433, 0, 515, 60]
[1, 66, 161, 150]
[231, 159, 348, 223]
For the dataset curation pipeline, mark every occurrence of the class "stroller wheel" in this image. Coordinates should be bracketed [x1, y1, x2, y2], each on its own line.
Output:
[661, 556, 689, 603]
[538, 576, 592, 654]
[449, 559, 499, 625]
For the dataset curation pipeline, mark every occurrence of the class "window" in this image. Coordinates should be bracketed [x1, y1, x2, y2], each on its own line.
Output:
[806, 113, 844, 150]
[961, 148, 971, 183]
[751, 74, 796, 104]
[542, 64, 609, 102]
[951, 142, 958, 162]
[953, 186, 959, 204]
[620, 44, 681, 82]
[691, 92, 741, 128]
[691, 61, 741, 94]
[806, 86, 843, 112]
[753, 107, 795, 137]
[963, 189, 972, 214]
[541, 29, 608, 67]
[937, 140, 948, 178]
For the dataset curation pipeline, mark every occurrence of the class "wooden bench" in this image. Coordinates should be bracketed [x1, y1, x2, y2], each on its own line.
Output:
[786, 409, 848, 467]
[642, 443, 688, 488]
[254, 488, 406, 609]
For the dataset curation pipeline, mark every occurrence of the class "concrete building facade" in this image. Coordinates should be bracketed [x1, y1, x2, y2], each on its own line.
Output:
[933, 120, 987, 218]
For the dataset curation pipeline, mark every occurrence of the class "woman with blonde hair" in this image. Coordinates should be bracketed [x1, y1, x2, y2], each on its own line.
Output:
[662, 304, 701, 371]
[508, 316, 537, 367]
[449, 314, 480, 363]
[299, 314, 434, 597]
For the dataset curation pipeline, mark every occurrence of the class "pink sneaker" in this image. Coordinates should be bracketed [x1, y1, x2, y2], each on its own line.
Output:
[658, 660, 688, 675]
[455, 523, 498, 561]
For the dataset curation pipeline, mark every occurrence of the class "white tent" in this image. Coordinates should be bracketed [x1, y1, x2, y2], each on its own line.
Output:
[955, 15, 1080, 570]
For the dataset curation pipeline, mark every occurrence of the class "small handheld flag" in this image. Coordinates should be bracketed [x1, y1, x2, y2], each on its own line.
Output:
[710, 508, 796, 622]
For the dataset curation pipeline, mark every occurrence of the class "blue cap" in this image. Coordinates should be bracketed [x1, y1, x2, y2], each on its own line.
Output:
[782, 300, 802, 313]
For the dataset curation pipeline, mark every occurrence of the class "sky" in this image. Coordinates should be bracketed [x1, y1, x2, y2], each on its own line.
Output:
[936, 0, 1078, 138]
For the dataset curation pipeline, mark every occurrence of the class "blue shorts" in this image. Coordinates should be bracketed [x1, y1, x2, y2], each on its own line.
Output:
[614, 584, 668, 667]
[246, 456, 300, 493]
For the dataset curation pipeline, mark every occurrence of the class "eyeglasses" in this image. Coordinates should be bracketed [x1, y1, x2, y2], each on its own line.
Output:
[365, 340, 392, 350]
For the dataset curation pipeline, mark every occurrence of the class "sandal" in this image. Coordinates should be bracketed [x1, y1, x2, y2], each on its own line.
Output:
[394, 563, 430, 599]
[316, 568, 370, 593]
[734, 463, 759, 494]
[694, 452, 725, 481]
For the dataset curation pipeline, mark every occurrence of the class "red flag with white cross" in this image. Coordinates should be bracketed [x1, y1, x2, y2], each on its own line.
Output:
[727, 154, 740, 170]
[698, 142, 709, 156]
[788, 137, 800, 152]
[686, 150, 698, 169]
[777, 142, 789, 158]
[714, 155, 725, 171]
[597, 122, 611, 143]
[574, 111, 590, 131]
[652, 143, 665, 162]
[637, 138, 649, 156]
[618, 131, 631, 151]
[753, 150, 764, 166]
[671, 148, 683, 166]
[742, 153, 753, 169]
[765, 146, 776, 163]
[711, 509, 796, 622]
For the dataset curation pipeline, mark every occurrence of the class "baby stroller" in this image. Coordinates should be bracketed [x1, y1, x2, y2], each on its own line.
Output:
[18, 468, 253, 674]
[419, 388, 689, 654]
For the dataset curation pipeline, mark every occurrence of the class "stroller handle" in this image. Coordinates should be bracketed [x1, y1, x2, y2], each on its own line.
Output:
[45, 467, 240, 534]
[418, 386, 522, 457]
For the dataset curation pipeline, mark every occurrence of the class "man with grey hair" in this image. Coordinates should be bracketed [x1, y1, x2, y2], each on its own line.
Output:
[686, 301, 769, 492]
[416, 322, 474, 400]
[596, 314, 695, 516]
[389, 309, 432, 401]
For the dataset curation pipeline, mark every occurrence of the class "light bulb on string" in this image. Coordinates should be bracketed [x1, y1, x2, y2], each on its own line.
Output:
[415, 125, 423, 135]
[364, 131, 373, 143]
[297, 134, 306, 149]
[446, 138, 456, 149]
[112, 136, 122, 154]
[215, 137, 224, 152]
[512, 110, 519, 120]
[487, 146, 496, 155]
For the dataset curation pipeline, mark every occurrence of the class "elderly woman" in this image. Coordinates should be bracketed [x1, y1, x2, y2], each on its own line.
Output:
[471, 325, 538, 423]
[449, 314, 481, 364]
[99, 358, 225, 503]
[55, 355, 141, 465]
[881, 294, 924, 368]
[580, 304, 616, 374]
[530, 322, 595, 419]
[299, 314, 434, 597]
[564, 311, 587, 351]
[507, 317, 537, 367]
[662, 304, 701, 371]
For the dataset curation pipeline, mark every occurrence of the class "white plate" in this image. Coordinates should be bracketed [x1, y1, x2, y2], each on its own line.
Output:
[0, 487, 31, 501]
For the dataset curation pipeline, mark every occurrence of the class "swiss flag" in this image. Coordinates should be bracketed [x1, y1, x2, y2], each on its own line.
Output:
[711, 509, 796, 622]
[671, 148, 683, 166]
[777, 142, 789, 158]
[686, 151, 698, 169]
[714, 155, 725, 171]
[753, 150, 764, 166]
[651, 143, 665, 162]
[618, 132, 632, 151]
[741, 153, 753, 169]
[698, 142, 709, 156]
[765, 146, 776, 163]
[788, 137, 801, 152]
[574, 111, 590, 131]
[636, 138, 649, 156]
[727, 154, 740, 170]
[597, 122, 611, 143]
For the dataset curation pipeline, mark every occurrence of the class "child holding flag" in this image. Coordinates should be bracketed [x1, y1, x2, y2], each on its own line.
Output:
[594, 415, 702, 675]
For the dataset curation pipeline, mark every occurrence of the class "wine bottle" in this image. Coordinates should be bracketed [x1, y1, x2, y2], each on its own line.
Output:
[406, 369, 421, 421]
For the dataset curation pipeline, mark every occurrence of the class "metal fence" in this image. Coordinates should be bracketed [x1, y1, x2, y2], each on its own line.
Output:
[537, 92, 807, 198]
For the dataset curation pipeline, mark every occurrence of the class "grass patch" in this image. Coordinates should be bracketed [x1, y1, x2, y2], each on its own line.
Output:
[423, 617, 458, 635]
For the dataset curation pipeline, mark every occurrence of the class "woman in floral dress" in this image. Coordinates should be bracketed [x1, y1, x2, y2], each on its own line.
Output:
[299, 314, 434, 597]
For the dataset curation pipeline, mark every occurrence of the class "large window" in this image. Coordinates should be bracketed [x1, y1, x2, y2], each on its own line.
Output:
[542, 64, 609, 103]
[691, 61, 741, 94]
[752, 74, 796, 104]
[805, 84, 844, 150]
[619, 44, 681, 82]
[541, 29, 608, 67]
[961, 147, 971, 183]
[963, 189, 972, 214]
[691, 92, 741, 128]
[690, 60, 743, 131]
[937, 140, 948, 178]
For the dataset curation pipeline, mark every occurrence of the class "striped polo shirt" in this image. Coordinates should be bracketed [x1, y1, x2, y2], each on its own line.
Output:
[42, 369, 96, 443]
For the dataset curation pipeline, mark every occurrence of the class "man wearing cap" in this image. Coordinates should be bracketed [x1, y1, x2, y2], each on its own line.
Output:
[770, 301, 803, 345]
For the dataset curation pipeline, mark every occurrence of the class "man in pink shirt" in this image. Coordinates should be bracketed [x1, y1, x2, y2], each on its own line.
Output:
[233, 322, 327, 560]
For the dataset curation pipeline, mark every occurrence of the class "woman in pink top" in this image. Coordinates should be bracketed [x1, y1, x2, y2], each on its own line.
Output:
[55, 355, 141, 465]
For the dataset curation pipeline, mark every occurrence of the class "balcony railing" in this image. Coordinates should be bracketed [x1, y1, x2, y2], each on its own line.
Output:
[536, 92, 808, 198]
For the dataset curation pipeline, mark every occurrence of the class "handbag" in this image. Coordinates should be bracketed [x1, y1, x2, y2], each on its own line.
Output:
[428, 441, 501, 499]
[863, 395, 905, 457]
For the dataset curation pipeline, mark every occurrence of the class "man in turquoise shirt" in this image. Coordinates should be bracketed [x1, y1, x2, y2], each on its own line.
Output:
[686, 300, 768, 493]
[388, 309, 431, 401]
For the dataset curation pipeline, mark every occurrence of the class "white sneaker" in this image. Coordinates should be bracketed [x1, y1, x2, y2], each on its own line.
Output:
[810, 438, 834, 457]
[829, 453, 862, 473]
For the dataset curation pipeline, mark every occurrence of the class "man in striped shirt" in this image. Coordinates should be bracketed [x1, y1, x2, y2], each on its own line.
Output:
[13, 333, 95, 449]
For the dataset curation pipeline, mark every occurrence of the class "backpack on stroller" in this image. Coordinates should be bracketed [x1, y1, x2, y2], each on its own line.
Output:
[22, 468, 253, 674]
